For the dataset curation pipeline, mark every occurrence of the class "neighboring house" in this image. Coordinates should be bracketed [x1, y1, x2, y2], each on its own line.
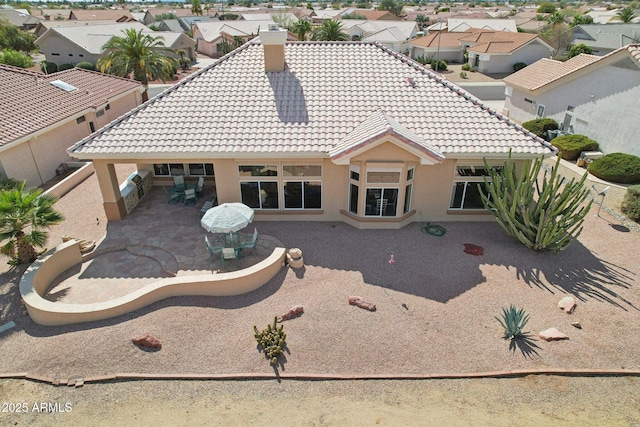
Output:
[67, 29, 553, 227]
[585, 8, 640, 25]
[33, 20, 119, 38]
[156, 18, 185, 33]
[0, 9, 41, 30]
[310, 9, 345, 23]
[446, 19, 518, 33]
[0, 65, 143, 187]
[570, 24, 640, 55]
[340, 20, 419, 53]
[193, 20, 296, 57]
[503, 45, 640, 156]
[36, 22, 196, 67]
[142, 8, 194, 26]
[68, 9, 135, 22]
[409, 29, 554, 73]
[340, 9, 401, 21]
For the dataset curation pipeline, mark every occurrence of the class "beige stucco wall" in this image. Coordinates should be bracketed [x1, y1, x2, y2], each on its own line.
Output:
[475, 43, 553, 74]
[505, 61, 640, 156]
[38, 34, 99, 66]
[1, 91, 141, 187]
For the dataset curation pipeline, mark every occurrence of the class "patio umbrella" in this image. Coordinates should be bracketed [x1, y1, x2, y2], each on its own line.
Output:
[200, 202, 255, 234]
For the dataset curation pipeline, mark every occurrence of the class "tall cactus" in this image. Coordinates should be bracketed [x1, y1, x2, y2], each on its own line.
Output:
[480, 154, 592, 253]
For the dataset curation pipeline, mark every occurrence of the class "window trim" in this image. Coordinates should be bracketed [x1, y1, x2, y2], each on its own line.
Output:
[449, 163, 502, 211]
[283, 180, 322, 210]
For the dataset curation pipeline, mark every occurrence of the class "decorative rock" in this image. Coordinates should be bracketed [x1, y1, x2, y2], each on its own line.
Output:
[463, 243, 484, 256]
[132, 333, 162, 349]
[277, 305, 304, 322]
[539, 328, 569, 341]
[571, 322, 582, 329]
[558, 296, 577, 314]
[287, 248, 304, 269]
[348, 296, 376, 312]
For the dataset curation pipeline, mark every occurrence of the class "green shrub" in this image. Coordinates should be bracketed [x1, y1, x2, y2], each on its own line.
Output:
[430, 59, 447, 71]
[622, 185, 640, 222]
[495, 305, 530, 340]
[40, 60, 58, 74]
[513, 62, 527, 72]
[75, 61, 95, 71]
[460, 71, 468, 79]
[414, 55, 429, 66]
[0, 49, 33, 68]
[0, 176, 22, 191]
[469, 66, 476, 72]
[567, 43, 593, 59]
[461, 63, 471, 71]
[588, 153, 640, 184]
[551, 134, 599, 160]
[58, 63, 73, 71]
[522, 118, 559, 140]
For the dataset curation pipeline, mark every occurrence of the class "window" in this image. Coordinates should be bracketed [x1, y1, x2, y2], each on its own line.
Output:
[536, 104, 546, 118]
[68, 53, 73, 57]
[76, 116, 85, 124]
[524, 98, 533, 104]
[367, 170, 400, 184]
[238, 165, 277, 177]
[79, 54, 84, 57]
[283, 165, 321, 177]
[240, 181, 279, 209]
[188, 163, 214, 176]
[284, 181, 322, 209]
[96, 109, 105, 117]
[349, 184, 359, 214]
[153, 163, 185, 176]
[449, 165, 501, 210]
[365, 188, 398, 217]
[89, 122, 95, 133]
[105, 104, 110, 111]
[52, 53, 60, 56]
[404, 166, 414, 214]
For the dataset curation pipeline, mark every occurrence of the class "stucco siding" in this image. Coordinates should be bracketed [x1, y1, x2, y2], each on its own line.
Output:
[478, 44, 552, 74]
[505, 62, 640, 156]
[38, 36, 96, 66]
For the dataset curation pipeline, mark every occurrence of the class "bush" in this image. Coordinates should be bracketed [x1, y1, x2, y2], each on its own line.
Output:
[75, 61, 95, 71]
[58, 63, 73, 71]
[40, 60, 58, 74]
[537, 2, 556, 13]
[522, 118, 559, 140]
[469, 66, 476, 72]
[0, 49, 33, 68]
[513, 62, 527, 72]
[622, 185, 640, 222]
[414, 55, 429, 66]
[460, 71, 468, 79]
[551, 134, 599, 160]
[461, 63, 471, 71]
[588, 153, 640, 184]
[430, 59, 447, 71]
[567, 43, 593, 59]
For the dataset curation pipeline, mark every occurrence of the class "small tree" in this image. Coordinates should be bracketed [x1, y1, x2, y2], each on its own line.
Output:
[537, 2, 556, 13]
[292, 19, 312, 41]
[191, 0, 203, 16]
[378, 0, 404, 16]
[567, 43, 592, 59]
[0, 48, 33, 68]
[0, 182, 64, 264]
[480, 154, 592, 253]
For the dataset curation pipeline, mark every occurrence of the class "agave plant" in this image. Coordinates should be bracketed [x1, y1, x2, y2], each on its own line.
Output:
[495, 305, 530, 340]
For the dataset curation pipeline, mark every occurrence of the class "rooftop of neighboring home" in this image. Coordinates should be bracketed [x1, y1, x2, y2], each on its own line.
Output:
[573, 23, 640, 50]
[68, 8, 135, 22]
[0, 65, 142, 147]
[446, 18, 518, 33]
[193, 20, 276, 42]
[69, 39, 552, 160]
[339, 9, 400, 20]
[0, 8, 41, 29]
[340, 20, 418, 40]
[503, 44, 640, 91]
[409, 29, 549, 53]
[33, 19, 122, 37]
[35, 22, 186, 54]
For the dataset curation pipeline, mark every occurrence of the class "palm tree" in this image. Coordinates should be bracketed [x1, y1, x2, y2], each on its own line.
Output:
[547, 11, 566, 25]
[313, 20, 349, 41]
[292, 19, 312, 41]
[616, 7, 637, 23]
[0, 182, 64, 264]
[97, 29, 178, 101]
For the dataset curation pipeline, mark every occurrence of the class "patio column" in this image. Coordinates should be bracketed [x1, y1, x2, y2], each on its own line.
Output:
[94, 160, 126, 221]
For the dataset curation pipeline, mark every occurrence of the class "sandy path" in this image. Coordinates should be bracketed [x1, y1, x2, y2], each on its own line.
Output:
[2, 376, 639, 426]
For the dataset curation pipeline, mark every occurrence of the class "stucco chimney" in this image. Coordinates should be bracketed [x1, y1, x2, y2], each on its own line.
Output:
[261, 24, 288, 72]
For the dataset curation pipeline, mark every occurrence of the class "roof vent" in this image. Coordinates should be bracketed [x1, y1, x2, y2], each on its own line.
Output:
[268, 23, 279, 31]
[50, 80, 77, 92]
[407, 77, 416, 87]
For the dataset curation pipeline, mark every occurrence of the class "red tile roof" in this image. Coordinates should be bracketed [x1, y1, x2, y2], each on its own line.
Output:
[0, 65, 142, 147]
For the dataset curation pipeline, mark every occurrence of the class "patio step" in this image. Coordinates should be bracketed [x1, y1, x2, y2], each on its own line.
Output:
[127, 245, 179, 276]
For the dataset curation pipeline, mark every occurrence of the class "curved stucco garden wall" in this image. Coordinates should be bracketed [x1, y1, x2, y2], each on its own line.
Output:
[20, 240, 286, 326]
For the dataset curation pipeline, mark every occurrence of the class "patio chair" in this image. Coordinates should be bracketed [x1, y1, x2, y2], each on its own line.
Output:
[205, 235, 223, 257]
[376, 198, 388, 214]
[195, 176, 205, 195]
[163, 186, 182, 204]
[184, 188, 197, 206]
[240, 228, 259, 255]
[173, 175, 185, 191]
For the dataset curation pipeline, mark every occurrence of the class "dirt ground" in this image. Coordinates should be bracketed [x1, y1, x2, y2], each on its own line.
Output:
[2, 376, 639, 426]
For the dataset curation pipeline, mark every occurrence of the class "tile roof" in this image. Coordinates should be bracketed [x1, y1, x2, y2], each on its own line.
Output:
[408, 32, 470, 49]
[193, 20, 274, 42]
[0, 65, 142, 147]
[340, 20, 418, 40]
[69, 42, 553, 159]
[502, 44, 640, 91]
[463, 31, 541, 53]
[69, 9, 134, 21]
[447, 18, 518, 33]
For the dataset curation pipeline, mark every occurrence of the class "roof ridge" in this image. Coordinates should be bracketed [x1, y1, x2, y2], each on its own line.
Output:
[0, 64, 44, 77]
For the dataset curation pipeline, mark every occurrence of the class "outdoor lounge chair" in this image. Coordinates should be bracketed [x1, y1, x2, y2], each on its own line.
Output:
[240, 228, 258, 255]
[195, 176, 205, 195]
[163, 186, 182, 204]
[184, 188, 197, 206]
